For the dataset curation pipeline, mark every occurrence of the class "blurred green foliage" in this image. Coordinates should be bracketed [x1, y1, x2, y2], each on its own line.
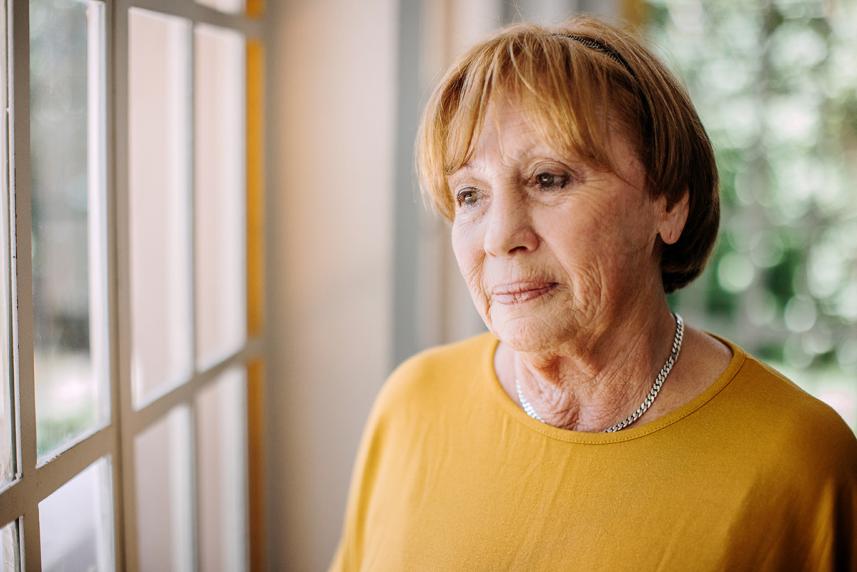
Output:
[646, 0, 857, 366]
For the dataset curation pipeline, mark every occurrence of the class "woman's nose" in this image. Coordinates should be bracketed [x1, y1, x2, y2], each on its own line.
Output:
[483, 191, 539, 257]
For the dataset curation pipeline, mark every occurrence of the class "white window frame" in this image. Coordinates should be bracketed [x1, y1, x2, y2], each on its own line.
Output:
[0, 0, 267, 569]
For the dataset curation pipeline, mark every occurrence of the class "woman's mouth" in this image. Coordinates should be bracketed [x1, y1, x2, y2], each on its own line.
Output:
[492, 282, 558, 304]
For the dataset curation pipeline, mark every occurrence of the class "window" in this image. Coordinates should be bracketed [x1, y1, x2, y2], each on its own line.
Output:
[0, 0, 267, 569]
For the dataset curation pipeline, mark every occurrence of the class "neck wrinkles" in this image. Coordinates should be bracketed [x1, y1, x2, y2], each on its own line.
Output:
[510, 302, 678, 432]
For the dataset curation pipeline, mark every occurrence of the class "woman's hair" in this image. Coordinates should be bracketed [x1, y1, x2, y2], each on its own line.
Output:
[416, 16, 719, 293]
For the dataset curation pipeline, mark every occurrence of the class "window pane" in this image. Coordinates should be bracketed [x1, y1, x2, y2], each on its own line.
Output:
[30, 0, 108, 459]
[0, 0, 12, 488]
[128, 9, 193, 408]
[0, 520, 20, 572]
[135, 407, 194, 572]
[39, 458, 113, 572]
[194, 25, 246, 370]
[195, 0, 245, 15]
[197, 368, 247, 572]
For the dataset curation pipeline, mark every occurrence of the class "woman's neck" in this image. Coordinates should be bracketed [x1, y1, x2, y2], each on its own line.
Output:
[500, 301, 680, 432]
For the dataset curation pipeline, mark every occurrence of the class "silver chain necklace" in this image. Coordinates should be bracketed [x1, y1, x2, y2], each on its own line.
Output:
[515, 313, 684, 433]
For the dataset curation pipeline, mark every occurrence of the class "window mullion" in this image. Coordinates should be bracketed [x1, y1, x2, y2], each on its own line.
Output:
[20, 505, 40, 570]
[113, 1, 142, 570]
[103, 0, 131, 569]
[9, 0, 42, 567]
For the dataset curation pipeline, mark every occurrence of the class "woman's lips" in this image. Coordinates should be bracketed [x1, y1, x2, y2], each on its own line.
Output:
[492, 282, 558, 304]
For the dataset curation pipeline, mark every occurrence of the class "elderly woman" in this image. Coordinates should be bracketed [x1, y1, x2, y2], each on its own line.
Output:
[331, 16, 857, 571]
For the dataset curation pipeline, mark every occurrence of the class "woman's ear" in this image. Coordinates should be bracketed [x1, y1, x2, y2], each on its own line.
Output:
[657, 189, 690, 245]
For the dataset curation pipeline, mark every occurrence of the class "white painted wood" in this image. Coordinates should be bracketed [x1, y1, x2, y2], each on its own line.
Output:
[0, 0, 13, 502]
[103, 0, 129, 567]
[127, 0, 262, 37]
[0, 0, 266, 569]
[116, 1, 263, 569]
[9, 0, 41, 566]
[112, 2, 141, 567]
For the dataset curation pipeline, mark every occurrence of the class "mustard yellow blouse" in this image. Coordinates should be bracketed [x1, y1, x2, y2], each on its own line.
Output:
[330, 333, 857, 571]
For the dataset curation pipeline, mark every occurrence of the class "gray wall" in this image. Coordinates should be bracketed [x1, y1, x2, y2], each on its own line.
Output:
[266, 1, 622, 569]
[268, 0, 396, 568]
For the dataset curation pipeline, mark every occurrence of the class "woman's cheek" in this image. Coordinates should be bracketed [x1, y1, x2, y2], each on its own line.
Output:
[452, 222, 491, 315]
[451, 219, 480, 269]
[459, 252, 486, 302]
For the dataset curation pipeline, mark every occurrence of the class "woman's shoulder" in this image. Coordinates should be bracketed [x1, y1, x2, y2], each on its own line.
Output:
[376, 332, 496, 408]
[726, 350, 857, 476]
[737, 354, 853, 432]
[392, 331, 495, 374]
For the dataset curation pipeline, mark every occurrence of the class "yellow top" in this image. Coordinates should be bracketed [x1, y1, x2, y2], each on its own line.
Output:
[330, 333, 857, 571]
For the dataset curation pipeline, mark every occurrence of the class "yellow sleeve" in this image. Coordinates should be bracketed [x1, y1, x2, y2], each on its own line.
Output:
[766, 397, 857, 571]
[806, 418, 857, 571]
[328, 400, 386, 572]
[328, 349, 438, 571]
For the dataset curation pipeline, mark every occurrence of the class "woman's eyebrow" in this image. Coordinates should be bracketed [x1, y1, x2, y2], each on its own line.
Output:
[448, 162, 481, 178]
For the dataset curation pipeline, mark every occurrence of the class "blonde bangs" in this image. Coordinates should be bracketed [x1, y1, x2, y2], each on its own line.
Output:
[417, 25, 641, 221]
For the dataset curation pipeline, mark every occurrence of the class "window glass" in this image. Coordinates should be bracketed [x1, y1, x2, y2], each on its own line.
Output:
[646, 0, 857, 430]
[128, 8, 193, 408]
[30, 0, 109, 458]
[0, 520, 20, 572]
[194, 25, 247, 370]
[39, 458, 114, 572]
[135, 407, 194, 572]
[197, 367, 248, 572]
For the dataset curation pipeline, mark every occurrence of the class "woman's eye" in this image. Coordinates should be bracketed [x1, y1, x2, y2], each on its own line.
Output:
[456, 188, 479, 207]
[535, 172, 568, 189]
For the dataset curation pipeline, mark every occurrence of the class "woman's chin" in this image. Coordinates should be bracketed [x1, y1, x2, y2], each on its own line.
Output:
[489, 313, 566, 353]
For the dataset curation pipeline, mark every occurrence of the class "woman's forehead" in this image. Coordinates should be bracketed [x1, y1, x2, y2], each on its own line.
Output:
[449, 96, 637, 177]
[473, 101, 555, 155]
[447, 96, 559, 169]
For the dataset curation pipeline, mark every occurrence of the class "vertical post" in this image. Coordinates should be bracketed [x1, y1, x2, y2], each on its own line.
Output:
[9, 0, 41, 568]
[103, 0, 128, 568]
[391, 0, 423, 368]
[245, 32, 266, 572]
[112, 2, 139, 570]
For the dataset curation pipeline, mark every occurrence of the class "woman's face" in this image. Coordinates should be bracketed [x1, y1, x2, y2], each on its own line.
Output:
[449, 99, 681, 353]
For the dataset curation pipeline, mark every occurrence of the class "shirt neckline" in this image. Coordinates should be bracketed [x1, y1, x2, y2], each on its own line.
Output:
[482, 331, 747, 444]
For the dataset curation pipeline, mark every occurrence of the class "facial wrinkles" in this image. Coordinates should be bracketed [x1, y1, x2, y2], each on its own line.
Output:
[516, 307, 670, 429]
[453, 113, 543, 328]
[452, 100, 663, 358]
[462, 255, 491, 321]
[539, 171, 651, 334]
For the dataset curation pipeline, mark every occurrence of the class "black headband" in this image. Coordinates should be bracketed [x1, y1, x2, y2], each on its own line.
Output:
[552, 33, 637, 80]
[552, 32, 653, 144]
